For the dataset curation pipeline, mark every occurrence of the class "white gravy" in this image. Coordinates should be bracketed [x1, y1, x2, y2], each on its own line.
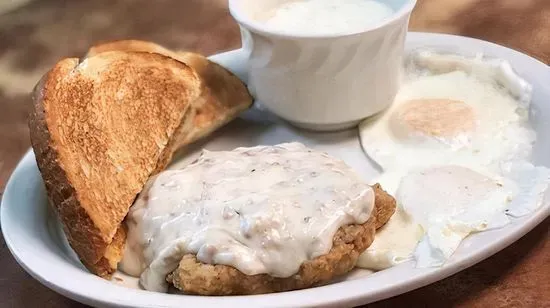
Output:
[121, 142, 374, 292]
[260, 0, 394, 35]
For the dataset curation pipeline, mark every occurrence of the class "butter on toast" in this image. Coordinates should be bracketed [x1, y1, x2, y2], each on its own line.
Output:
[29, 51, 202, 277]
[87, 40, 253, 166]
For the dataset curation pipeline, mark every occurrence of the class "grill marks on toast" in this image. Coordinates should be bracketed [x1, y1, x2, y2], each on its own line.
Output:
[30, 51, 201, 276]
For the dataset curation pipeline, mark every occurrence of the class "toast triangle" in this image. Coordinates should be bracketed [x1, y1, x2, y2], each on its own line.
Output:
[29, 51, 201, 276]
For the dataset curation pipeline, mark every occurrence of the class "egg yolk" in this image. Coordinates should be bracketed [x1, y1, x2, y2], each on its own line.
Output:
[395, 99, 476, 138]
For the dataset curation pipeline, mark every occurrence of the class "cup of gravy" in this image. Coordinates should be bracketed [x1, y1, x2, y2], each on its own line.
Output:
[230, 0, 417, 131]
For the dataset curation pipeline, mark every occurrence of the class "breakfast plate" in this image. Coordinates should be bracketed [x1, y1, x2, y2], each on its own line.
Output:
[2, 32, 550, 308]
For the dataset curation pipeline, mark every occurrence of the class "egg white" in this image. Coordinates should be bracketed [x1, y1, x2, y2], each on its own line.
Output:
[359, 69, 535, 172]
[356, 205, 423, 270]
[397, 165, 513, 267]
[359, 163, 550, 269]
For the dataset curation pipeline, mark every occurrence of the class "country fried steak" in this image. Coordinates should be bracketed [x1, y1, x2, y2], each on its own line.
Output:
[167, 184, 395, 295]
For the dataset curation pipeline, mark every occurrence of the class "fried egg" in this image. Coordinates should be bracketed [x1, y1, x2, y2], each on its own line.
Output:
[357, 52, 550, 270]
[359, 52, 535, 172]
[398, 165, 513, 267]
[399, 164, 548, 267]
[359, 163, 549, 269]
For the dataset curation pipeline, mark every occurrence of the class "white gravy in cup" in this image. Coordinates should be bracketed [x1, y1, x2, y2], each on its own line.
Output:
[230, 0, 417, 131]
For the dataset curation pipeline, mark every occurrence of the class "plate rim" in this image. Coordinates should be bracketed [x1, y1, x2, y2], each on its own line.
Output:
[2, 32, 550, 308]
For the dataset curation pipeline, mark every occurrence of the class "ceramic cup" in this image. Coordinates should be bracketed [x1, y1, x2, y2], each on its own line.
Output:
[229, 0, 417, 131]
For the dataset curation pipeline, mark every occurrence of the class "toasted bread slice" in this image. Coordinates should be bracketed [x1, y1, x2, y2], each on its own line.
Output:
[83, 42, 253, 277]
[29, 51, 202, 277]
[87, 40, 253, 163]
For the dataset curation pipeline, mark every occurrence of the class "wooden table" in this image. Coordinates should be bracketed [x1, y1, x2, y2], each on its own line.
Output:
[0, 0, 548, 307]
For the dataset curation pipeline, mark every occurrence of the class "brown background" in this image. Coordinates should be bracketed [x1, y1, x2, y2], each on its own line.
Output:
[0, 0, 548, 307]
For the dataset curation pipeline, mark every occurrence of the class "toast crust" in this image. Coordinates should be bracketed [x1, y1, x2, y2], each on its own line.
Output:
[29, 52, 201, 276]
[87, 40, 180, 61]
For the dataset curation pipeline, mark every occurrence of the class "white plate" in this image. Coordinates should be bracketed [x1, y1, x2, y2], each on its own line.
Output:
[2, 33, 549, 308]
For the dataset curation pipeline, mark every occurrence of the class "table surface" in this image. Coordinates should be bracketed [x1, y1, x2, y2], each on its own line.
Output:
[0, 0, 549, 307]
